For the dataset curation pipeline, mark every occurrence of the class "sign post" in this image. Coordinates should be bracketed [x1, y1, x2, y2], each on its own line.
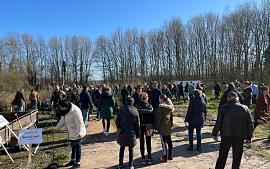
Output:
[19, 128, 42, 169]
[0, 136, 14, 163]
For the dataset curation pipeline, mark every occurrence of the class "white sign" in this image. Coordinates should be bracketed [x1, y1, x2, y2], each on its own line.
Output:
[19, 128, 43, 145]
[0, 115, 9, 128]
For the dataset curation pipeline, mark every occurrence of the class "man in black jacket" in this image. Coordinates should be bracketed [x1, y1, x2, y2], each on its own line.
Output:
[212, 91, 253, 169]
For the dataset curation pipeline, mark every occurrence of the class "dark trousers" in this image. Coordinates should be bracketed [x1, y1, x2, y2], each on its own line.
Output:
[140, 126, 152, 159]
[215, 136, 244, 169]
[102, 119, 110, 132]
[188, 125, 202, 148]
[119, 146, 134, 167]
[70, 139, 82, 164]
[161, 135, 173, 158]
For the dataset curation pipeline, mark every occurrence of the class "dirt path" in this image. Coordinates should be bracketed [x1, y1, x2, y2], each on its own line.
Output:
[65, 116, 270, 169]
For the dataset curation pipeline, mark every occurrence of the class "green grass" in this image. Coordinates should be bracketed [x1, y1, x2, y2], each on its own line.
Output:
[0, 113, 70, 169]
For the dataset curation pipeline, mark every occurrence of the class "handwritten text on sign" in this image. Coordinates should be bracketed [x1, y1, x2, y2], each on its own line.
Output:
[0, 115, 9, 129]
[19, 128, 43, 145]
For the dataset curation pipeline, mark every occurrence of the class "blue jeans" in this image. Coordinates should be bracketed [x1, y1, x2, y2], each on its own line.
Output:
[81, 109, 89, 127]
[188, 125, 202, 148]
[16, 106, 24, 112]
[70, 139, 82, 164]
[31, 100, 37, 110]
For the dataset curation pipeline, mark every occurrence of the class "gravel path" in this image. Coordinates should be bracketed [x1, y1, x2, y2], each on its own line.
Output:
[62, 116, 270, 169]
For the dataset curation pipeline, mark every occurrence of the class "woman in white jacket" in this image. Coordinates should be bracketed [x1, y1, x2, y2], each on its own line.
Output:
[53, 100, 86, 168]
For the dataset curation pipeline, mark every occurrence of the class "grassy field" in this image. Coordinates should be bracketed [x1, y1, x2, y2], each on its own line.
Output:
[0, 112, 70, 169]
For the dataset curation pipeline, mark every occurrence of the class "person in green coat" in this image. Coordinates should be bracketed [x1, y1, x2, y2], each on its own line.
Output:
[155, 94, 174, 163]
[98, 86, 115, 135]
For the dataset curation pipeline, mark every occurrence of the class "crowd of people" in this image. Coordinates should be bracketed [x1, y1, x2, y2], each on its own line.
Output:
[9, 79, 270, 169]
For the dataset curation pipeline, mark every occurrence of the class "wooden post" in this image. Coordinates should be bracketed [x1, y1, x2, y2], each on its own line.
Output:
[0, 136, 14, 163]
[5, 125, 32, 154]
[28, 144, 32, 169]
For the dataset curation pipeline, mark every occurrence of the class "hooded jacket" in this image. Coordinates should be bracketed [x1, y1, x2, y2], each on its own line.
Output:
[155, 103, 173, 136]
[55, 103, 86, 140]
[185, 96, 207, 126]
[98, 91, 115, 120]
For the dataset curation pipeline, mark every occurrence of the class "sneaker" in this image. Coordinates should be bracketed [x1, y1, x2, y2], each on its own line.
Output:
[142, 158, 147, 165]
[64, 161, 75, 167]
[73, 163, 81, 168]
[159, 156, 167, 163]
[147, 158, 153, 164]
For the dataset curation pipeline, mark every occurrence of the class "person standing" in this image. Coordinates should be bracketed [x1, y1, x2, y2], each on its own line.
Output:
[214, 82, 222, 100]
[218, 83, 243, 110]
[177, 82, 185, 102]
[155, 94, 174, 162]
[212, 91, 253, 169]
[185, 90, 207, 151]
[53, 100, 86, 168]
[115, 97, 140, 169]
[188, 82, 195, 99]
[137, 92, 154, 164]
[251, 82, 259, 104]
[93, 86, 102, 120]
[161, 84, 172, 98]
[132, 86, 142, 107]
[121, 86, 129, 105]
[12, 89, 26, 112]
[149, 81, 162, 113]
[253, 86, 270, 133]
[98, 86, 115, 135]
[29, 89, 39, 110]
[80, 85, 93, 127]
[241, 81, 253, 108]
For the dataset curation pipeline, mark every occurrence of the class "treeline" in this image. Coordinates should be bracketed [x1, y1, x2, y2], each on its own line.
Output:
[0, 35, 96, 91]
[98, 1, 270, 84]
[0, 1, 270, 92]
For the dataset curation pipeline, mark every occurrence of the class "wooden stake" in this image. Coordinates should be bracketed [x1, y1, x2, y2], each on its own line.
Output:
[0, 141, 14, 163]
[28, 144, 32, 169]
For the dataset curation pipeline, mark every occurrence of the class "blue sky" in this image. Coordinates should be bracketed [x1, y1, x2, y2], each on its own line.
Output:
[0, 0, 250, 40]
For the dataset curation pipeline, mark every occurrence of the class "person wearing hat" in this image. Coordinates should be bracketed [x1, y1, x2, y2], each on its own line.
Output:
[212, 91, 253, 169]
[53, 100, 86, 168]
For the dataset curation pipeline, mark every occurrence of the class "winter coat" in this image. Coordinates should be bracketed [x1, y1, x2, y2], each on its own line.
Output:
[254, 94, 270, 123]
[98, 91, 115, 120]
[188, 84, 195, 94]
[55, 103, 86, 140]
[121, 89, 129, 98]
[155, 103, 173, 136]
[242, 87, 253, 108]
[212, 101, 253, 140]
[185, 96, 207, 127]
[132, 92, 141, 107]
[149, 88, 162, 110]
[12, 91, 25, 107]
[161, 87, 172, 98]
[80, 89, 93, 109]
[218, 90, 243, 110]
[116, 105, 140, 147]
[214, 84, 221, 96]
[177, 84, 184, 94]
[136, 101, 154, 126]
